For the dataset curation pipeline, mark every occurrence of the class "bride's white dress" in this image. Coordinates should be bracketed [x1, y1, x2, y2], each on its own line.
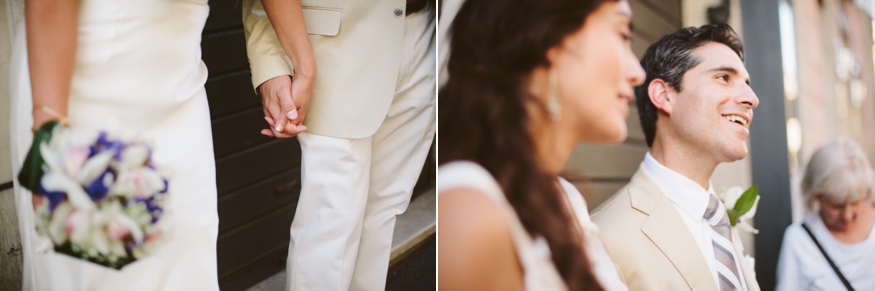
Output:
[8, 0, 219, 290]
[438, 161, 628, 290]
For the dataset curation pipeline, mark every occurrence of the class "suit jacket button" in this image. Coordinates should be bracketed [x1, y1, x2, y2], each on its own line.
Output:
[394, 8, 403, 17]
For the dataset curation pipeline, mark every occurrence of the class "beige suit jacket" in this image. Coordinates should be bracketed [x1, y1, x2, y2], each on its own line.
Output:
[242, 0, 413, 139]
[591, 166, 760, 291]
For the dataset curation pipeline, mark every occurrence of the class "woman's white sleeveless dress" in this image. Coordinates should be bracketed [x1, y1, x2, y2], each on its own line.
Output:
[438, 161, 628, 290]
[8, 0, 219, 290]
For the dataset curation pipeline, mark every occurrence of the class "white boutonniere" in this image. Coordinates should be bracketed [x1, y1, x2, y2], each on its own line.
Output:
[715, 185, 760, 234]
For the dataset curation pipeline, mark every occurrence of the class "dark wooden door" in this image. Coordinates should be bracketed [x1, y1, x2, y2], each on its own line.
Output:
[201, 1, 302, 289]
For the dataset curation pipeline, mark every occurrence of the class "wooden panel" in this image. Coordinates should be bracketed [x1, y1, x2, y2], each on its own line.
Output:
[200, 3, 299, 289]
[631, 32, 653, 58]
[211, 107, 273, 158]
[567, 180, 628, 212]
[217, 203, 296, 278]
[563, 0, 677, 207]
[636, 0, 681, 24]
[565, 143, 647, 180]
[205, 0, 243, 33]
[630, 0, 682, 42]
[206, 71, 260, 119]
[625, 107, 646, 144]
[386, 235, 436, 291]
[219, 247, 288, 290]
[201, 30, 249, 77]
[218, 169, 300, 233]
[412, 139, 436, 200]
[216, 138, 301, 196]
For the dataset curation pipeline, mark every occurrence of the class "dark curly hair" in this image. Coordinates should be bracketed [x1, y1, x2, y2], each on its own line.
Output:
[439, 0, 613, 289]
[636, 23, 744, 147]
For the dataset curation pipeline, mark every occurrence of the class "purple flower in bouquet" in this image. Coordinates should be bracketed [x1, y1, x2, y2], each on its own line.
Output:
[21, 123, 170, 269]
[37, 183, 67, 212]
[94, 131, 126, 160]
[84, 169, 115, 201]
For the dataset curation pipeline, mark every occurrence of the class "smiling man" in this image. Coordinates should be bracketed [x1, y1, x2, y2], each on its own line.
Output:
[591, 24, 761, 291]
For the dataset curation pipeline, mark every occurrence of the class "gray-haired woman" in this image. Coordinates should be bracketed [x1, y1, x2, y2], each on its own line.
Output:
[776, 138, 875, 291]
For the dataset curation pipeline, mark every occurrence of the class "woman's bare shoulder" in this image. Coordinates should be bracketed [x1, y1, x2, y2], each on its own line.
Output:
[439, 188, 524, 291]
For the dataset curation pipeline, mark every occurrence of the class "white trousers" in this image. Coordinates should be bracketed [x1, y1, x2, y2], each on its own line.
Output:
[285, 9, 436, 291]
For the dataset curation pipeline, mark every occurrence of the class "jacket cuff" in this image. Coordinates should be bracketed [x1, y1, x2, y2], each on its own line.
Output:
[249, 53, 294, 94]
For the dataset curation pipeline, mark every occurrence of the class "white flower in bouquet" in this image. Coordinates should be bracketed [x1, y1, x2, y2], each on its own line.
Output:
[18, 121, 170, 269]
[47, 203, 73, 243]
[112, 168, 167, 200]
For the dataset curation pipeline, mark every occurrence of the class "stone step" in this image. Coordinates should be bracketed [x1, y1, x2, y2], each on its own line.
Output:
[389, 189, 436, 265]
[246, 189, 436, 290]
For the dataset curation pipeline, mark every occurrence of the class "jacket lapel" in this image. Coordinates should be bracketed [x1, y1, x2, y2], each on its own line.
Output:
[731, 228, 761, 291]
[629, 167, 719, 291]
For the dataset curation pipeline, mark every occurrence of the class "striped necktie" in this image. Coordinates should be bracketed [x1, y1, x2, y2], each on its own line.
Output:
[704, 193, 743, 291]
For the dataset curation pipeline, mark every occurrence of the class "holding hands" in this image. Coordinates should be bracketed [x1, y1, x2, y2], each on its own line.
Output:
[257, 0, 316, 138]
[260, 73, 313, 138]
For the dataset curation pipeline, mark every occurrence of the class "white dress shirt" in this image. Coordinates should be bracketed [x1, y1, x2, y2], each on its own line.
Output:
[642, 152, 748, 290]
[776, 212, 875, 291]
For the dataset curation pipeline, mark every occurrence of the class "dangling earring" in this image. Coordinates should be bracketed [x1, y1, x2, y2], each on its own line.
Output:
[547, 68, 561, 122]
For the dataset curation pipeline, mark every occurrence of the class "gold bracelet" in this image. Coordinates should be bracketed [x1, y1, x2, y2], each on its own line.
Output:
[32, 106, 70, 132]
[41, 106, 69, 126]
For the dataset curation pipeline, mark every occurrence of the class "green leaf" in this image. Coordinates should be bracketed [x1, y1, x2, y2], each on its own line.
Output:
[730, 184, 759, 226]
[727, 209, 740, 226]
[17, 121, 59, 193]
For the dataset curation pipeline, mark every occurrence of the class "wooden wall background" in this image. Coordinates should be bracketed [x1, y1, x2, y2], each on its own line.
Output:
[201, 1, 302, 288]
[567, 0, 682, 211]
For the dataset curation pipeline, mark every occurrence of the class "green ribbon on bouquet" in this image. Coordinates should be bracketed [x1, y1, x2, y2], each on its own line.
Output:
[18, 121, 60, 193]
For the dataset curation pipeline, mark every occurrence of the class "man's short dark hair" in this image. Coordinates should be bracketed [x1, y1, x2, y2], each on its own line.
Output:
[636, 23, 744, 147]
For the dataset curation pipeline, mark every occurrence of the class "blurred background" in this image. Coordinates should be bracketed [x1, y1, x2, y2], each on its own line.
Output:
[563, 0, 875, 289]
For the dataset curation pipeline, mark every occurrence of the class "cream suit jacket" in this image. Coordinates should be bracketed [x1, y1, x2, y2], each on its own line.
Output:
[591, 166, 760, 291]
[242, 0, 411, 139]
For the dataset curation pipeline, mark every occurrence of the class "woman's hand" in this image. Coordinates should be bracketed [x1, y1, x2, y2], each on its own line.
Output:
[259, 74, 312, 138]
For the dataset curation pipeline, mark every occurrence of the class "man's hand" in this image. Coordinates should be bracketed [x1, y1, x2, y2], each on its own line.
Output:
[289, 73, 313, 125]
[259, 74, 313, 138]
[256, 0, 316, 138]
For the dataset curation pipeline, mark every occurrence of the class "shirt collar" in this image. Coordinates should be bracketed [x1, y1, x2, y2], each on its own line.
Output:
[642, 152, 713, 219]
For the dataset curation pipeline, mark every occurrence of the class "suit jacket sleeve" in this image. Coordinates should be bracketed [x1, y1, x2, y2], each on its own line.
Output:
[242, 0, 295, 92]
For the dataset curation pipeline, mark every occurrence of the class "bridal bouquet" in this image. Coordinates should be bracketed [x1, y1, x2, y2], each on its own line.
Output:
[18, 121, 169, 269]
